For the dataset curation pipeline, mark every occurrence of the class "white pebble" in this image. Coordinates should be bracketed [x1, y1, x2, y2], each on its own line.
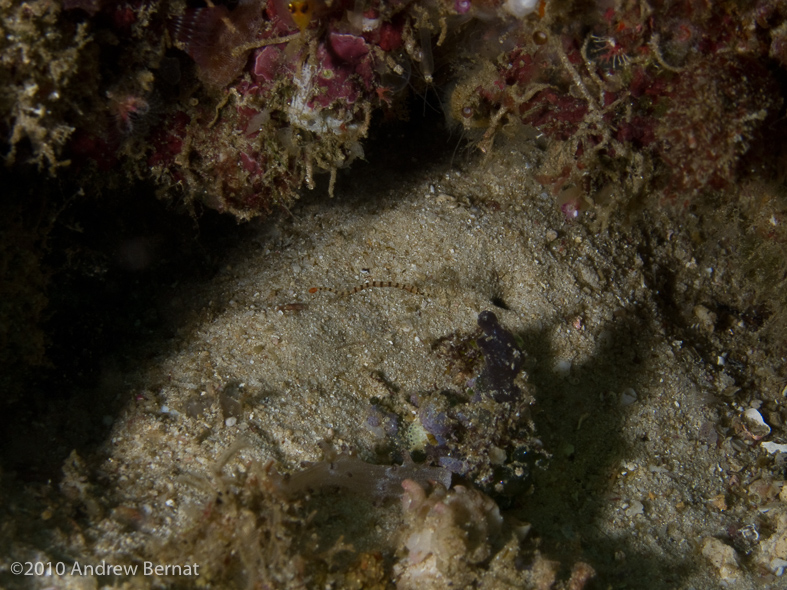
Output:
[620, 388, 638, 406]
[762, 441, 787, 454]
[743, 408, 771, 439]
[770, 558, 787, 576]
[160, 405, 180, 417]
[554, 359, 572, 377]
[489, 446, 506, 465]
[503, 0, 539, 18]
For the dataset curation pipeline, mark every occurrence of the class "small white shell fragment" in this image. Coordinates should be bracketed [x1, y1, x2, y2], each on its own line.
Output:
[489, 446, 506, 465]
[625, 499, 644, 517]
[620, 388, 638, 406]
[743, 408, 771, 439]
[225, 417, 238, 427]
[160, 405, 180, 417]
[761, 441, 787, 454]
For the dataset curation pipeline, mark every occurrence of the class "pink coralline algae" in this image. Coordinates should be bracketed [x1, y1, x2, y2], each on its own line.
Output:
[145, 0, 442, 217]
[169, 2, 267, 89]
[447, 0, 784, 208]
[454, 0, 472, 15]
[44, 1, 787, 219]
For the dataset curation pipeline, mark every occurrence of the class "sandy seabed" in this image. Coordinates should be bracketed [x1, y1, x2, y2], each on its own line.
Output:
[2, 136, 786, 590]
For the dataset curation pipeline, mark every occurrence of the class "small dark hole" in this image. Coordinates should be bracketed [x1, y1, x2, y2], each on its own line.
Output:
[410, 449, 426, 463]
[490, 296, 509, 310]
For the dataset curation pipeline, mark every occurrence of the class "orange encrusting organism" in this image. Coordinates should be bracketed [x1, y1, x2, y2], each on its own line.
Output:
[308, 281, 426, 297]
[287, 0, 314, 32]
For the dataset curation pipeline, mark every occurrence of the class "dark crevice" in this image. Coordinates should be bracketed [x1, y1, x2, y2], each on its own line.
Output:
[0, 178, 245, 481]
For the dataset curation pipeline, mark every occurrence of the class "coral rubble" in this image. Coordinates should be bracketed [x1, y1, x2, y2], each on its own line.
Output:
[395, 478, 520, 588]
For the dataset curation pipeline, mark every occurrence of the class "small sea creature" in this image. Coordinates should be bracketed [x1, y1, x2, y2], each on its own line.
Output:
[557, 185, 586, 221]
[107, 91, 151, 135]
[308, 281, 426, 297]
[589, 34, 631, 70]
[287, 0, 314, 32]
